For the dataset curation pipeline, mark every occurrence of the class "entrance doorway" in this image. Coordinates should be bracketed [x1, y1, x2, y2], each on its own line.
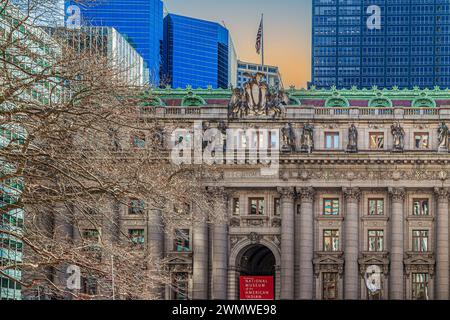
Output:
[238, 244, 276, 300]
[239, 244, 276, 276]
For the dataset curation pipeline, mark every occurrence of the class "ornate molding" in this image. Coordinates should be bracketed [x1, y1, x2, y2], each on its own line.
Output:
[277, 187, 296, 201]
[388, 187, 406, 201]
[434, 187, 450, 201]
[248, 232, 262, 244]
[313, 252, 345, 276]
[343, 187, 361, 201]
[404, 252, 436, 276]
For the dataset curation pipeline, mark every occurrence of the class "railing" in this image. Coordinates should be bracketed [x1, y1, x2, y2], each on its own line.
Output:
[140, 106, 450, 120]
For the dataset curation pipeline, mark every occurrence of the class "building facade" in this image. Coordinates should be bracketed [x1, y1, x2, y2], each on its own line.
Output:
[237, 60, 282, 88]
[139, 85, 450, 300]
[311, 0, 450, 89]
[1, 3, 61, 300]
[65, 0, 163, 85]
[163, 14, 233, 89]
[47, 27, 146, 86]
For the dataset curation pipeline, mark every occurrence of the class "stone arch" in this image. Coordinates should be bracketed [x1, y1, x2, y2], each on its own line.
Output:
[140, 96, 165, 107]
[324, 92, 350, 108]
[412, 93, 436, 108]
[229, 237, 280, 269]
[368, 95, 393, 108]
[181, 92, 207, 107]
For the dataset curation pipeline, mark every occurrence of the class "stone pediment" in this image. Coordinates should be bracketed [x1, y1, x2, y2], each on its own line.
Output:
[359, 252, 390, 274]
[167, 254, 193, 266]
[313, 252, 344, 275]
[404, 252, 435, 275]
[404, 252, 435, 265]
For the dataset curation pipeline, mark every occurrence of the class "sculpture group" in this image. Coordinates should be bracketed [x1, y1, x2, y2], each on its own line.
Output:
[229, 72, 289, 119]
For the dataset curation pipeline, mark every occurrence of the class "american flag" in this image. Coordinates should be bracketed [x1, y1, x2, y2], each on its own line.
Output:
[255, 17, 263, 54]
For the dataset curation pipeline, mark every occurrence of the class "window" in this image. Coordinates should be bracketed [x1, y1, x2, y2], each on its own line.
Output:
[82, 229, 100, 242]
[412, 273, 429, 300]
[414, 133, 429, 149]
[129, 229, 145, 245]
[172, 273, 189, 300]
[274, 198, 281, 216]
[322, 273, 338, 300]
[81, 276, 97, 296]
[368, 199, 384, 216]
[368, 230, 384, 252]
[249, 198, 265, 215]
[369, 133, 384, 150]
[325, 132, 339, 149]
[129, 199, 145, 215]
[323, 230, 340, 252]
[131, 132, 146, 148]
[323, 198, 340, 216]
[412, 230, 429, 252]
[413, 199, 429, 216]
[232, 198, 240, 215]
[174, 229, 190, 252]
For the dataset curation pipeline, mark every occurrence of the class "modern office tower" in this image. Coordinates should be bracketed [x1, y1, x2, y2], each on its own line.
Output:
[163, 14, 234, 89]
[237, 60, 282, 88]
[65, 0, 163, 85]
[47, 27, 146, 86]
[311, 0, 450, 89]
[0, 3, 61, 300]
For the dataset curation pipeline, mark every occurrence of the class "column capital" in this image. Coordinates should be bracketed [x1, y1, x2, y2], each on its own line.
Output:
[296, 187, 315, 202]
[434, 187, 450, 201]
[388, 187, 406, 201]
[343, 187, 361, 201]
[277, 187, 296, 201]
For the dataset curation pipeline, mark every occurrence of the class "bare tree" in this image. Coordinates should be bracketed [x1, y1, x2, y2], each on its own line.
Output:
[0, 0, 224, 300]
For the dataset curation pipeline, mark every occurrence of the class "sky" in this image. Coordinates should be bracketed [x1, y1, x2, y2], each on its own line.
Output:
[164, 0, 312, 89]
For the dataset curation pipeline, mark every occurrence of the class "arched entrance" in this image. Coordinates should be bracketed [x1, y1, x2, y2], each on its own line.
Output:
[235, 244, 277, 300]
[239, 245, 276, 276]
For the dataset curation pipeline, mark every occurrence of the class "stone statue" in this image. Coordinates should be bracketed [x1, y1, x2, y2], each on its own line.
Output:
[281, 123, 295, 152]
[391, 123, 405, 151]
[347, 124, 358, 153]
[228, 72, 288, 119]
[438, 122, 449, 151]
[301, 123, 314, 154]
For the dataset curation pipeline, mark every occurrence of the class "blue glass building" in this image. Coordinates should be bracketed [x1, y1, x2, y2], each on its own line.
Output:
[163, 14, 231, 89]
[311, 0, 450, 89]
[65, 0, 163, 85]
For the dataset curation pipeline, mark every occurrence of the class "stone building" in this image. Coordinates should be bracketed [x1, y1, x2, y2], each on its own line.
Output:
[140, 85, 450, 300]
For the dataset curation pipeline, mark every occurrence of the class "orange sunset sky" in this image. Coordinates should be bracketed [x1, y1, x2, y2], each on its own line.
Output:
[164, 0, 312, 89]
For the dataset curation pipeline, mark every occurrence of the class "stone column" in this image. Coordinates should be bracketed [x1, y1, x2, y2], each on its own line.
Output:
[227, 268, 238, 300]
[389, 187, 405, 300]
[148, 209, 164, 299]
[278, 187, 296, 299]
[296, 187, 315, 300]
[192, 207, 209, 300]
[343, 187, 361, 300]
[211, 188, 229, 300]
[435, 187, 449, 300]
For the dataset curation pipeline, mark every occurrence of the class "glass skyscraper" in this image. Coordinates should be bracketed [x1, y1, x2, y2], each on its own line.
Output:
[65, 0, 163, 85]
[312, 0, 450, 89]
[163, 14, 231, 89]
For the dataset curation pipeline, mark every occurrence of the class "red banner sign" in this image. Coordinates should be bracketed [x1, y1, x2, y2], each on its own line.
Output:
[239, 276, 274, 300]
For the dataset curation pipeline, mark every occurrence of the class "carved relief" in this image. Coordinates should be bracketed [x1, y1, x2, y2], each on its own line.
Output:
[389, 187, 406, 201]
[343, 187, 361, 202]
[277, 187, 296, 201]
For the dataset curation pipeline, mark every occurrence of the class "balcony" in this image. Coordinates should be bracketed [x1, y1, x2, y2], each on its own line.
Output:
[143, 105, 450, 121]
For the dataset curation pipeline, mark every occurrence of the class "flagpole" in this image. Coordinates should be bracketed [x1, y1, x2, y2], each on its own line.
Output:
[261, 13, 265, 82]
